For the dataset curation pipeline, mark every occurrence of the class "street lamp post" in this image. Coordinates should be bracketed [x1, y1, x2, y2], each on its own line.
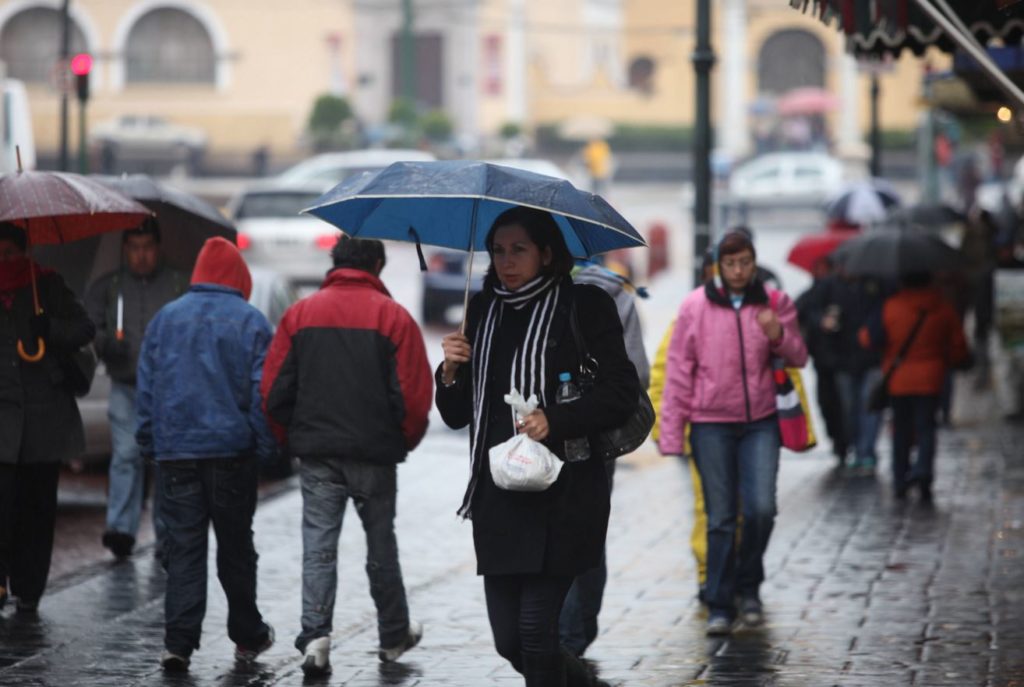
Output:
[692, 0, 716, 288]
[870, 74, 881, 177]
[400, 0, 416, 105]
[59, 0, 71, 171]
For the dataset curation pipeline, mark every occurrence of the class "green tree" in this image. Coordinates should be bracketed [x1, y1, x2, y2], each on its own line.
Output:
[307, 94, 356, 151]
[421, 110, 453, 142]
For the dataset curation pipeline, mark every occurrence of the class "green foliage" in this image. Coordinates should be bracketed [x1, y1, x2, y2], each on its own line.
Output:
[877, 128, 916, 149]
[308, 94, 353, 134]
[499, 122, 522, 139]
[535, 122, 693, 153]
[388, 97, 418, 128]
[421, 110, 453, 142]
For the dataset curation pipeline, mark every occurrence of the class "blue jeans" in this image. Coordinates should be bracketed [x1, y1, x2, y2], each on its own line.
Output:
[106, 382, 142, 536]
[296, 458, 410, 652]
[159, 456, 269, 656]
[691, 416, 780, 618]
[835, 368, 883, 464]
[890, 395, 939, 492]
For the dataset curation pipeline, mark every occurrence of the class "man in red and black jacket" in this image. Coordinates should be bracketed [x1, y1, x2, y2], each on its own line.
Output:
[261, 236, 432, 676]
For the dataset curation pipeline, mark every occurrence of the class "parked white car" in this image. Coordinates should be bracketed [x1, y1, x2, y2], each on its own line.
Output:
[226, 181, 338, 294]
[728, 152, 864, 203]
[91, 115, 207, 173]
[277, 148, 436, 187]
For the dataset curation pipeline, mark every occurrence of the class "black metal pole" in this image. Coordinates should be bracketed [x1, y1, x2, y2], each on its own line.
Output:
[400, 0, 416, 104]
[870, 74, 881, 178]
[59, 0, 70, 171]
[692, 0, 715, 288]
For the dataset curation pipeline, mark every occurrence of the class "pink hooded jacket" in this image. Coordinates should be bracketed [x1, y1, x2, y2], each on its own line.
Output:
[657, 282, 807, 455]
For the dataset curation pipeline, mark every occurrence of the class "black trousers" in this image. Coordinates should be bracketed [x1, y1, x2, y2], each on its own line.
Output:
[485, 573, 573, 686]
[0, 462, 61, 604]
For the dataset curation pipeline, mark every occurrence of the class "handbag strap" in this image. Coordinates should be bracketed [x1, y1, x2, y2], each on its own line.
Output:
[567, 295, 598, 380]
[881, 308, 928, 383]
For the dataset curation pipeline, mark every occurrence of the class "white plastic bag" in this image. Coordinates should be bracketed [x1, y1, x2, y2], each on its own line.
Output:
[488, 390, 563, 492]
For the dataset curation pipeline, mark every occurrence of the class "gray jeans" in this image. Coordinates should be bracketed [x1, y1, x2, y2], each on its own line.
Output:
[296, 458, 410, 652]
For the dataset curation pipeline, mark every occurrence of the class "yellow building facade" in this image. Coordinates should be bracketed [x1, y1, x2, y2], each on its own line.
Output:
[0, 0, 937, 163]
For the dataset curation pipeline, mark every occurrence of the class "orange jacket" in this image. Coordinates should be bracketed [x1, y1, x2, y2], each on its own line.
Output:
[859, 287, 968, 396]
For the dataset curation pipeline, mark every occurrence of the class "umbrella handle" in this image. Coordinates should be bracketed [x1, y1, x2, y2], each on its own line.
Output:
[17, 337, 46, 363]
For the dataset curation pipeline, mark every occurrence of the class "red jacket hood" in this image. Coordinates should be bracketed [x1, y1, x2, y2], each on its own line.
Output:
[322, 267, 391, 297]
[191, 237, 252, 300]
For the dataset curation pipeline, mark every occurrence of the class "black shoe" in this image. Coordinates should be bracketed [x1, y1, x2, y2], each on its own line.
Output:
[160, 650, 190, 672]
[15, 597, 38, 614]
[102, 530, 135, 559]
[918, 482, 933, 504]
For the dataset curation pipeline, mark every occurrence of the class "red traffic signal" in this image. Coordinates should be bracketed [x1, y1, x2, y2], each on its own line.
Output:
[70, 53, 92, 76]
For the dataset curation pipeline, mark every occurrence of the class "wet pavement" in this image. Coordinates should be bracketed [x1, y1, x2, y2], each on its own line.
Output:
[2, 382, 1023, 686]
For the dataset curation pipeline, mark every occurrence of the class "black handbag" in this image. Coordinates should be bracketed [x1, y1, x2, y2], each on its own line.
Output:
[568, 299, 655, 460]
[867, 309, 927, 412]
[60, 343, 98, 398]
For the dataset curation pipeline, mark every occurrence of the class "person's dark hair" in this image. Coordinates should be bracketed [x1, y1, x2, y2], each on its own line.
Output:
[331, 234, 386, 272]
[123, 216, 161, 244]
[0, 222, 27, 251]
[900, 272, 932, 289]
[483, 207, 574, 288]
[717, 230, 756, 260]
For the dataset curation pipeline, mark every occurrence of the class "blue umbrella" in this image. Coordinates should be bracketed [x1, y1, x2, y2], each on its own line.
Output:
[304, 160, 646, 330]
[303, 160, 646, 258]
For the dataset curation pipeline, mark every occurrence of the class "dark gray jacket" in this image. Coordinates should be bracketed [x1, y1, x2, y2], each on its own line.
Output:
[1, 271, 95, 465]
[85, 265, 188, 385]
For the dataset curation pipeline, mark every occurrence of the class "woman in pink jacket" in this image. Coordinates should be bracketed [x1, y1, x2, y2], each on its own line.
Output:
[658, 231, 807, 636]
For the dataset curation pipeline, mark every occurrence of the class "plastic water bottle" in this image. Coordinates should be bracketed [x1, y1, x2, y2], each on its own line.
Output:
[557, 372, 590, 462]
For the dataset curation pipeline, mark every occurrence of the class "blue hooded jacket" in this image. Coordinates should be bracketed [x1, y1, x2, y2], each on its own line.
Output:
[135, 237, 275, 461]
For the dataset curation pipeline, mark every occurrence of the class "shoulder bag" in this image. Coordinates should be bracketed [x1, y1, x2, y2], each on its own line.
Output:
[867, 308, 928, 412]
[568, 299, 655, 460]
[768, 291, 816, 452]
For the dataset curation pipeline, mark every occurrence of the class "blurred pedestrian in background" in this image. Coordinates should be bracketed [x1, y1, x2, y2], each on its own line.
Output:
[437, 207, 638, 686]
[136, 237, 276, 672]
[261, 236, 432, 677]
[558, 256, 649, 658]
[859, 272, 969, 503]
[85, 219, 188, 560]
[0, 222, 95, 613]
[658, 230, 807, 636]
[582, 138, 613, 197]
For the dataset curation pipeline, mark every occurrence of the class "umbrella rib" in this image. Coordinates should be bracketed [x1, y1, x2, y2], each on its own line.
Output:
[304, 193, 646, 245]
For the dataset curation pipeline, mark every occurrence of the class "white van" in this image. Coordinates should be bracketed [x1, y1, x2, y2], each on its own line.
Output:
[1, 69, 36, 173]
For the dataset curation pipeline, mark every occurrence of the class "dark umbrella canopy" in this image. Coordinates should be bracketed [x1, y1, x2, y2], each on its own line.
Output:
[884, 203, 965, 230]
[0, 170, 151, 244]
[32, 174, 236, 297]
[832, 230, 963, 277]
[304, 160, 646, 258]
[787, 228, 860, 272]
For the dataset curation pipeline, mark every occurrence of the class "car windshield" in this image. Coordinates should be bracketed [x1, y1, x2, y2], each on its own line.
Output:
[290, 166, 387, 185]
[234, 191, 323, 219]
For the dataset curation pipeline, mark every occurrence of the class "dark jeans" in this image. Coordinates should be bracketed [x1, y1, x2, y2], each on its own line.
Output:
[835, 368, 883, 463]
[558, 460, 615, 656]
[0, 462, 60, 604]
[890, 395, 939, 492]
[691, 417, 780, 618]
[485, 573, 573, 686]
[815, 366, 847, 458]
[296, 458, 410, 651]
[159, 456, 269, 656]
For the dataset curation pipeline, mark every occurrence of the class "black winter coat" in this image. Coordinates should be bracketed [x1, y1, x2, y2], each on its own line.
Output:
[435, 282, 639, 577]
[1, 271, 95, 465]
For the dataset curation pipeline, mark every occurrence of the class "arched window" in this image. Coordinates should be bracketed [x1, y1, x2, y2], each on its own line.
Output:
[0, 7, 87, 83]
[125, 8, 215, 84]
[758, 29, 826, 95]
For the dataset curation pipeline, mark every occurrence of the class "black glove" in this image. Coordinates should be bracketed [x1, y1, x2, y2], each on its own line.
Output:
[29, 312, 50, 340]
[103, 336, 132, 362]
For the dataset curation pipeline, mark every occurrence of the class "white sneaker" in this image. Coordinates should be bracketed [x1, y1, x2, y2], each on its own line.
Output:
[378, 620, 423, 663]
[302, 636, 331, 676]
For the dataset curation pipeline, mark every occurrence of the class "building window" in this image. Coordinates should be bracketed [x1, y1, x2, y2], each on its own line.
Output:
[0, 7, 87, 83]
[758, 29, 825, 95]
[125, 8, 215, 84]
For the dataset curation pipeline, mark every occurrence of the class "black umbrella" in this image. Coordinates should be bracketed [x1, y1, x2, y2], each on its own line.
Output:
[832, 230, 964, 277]
[884, 203, 965, 230]
[33, 174, 235, 297]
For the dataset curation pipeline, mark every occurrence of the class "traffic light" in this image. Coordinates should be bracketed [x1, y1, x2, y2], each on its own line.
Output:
[70, 53, 92, 103]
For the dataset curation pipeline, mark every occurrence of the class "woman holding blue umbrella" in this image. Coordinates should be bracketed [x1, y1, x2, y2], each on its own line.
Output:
[437, 207, 639, 687]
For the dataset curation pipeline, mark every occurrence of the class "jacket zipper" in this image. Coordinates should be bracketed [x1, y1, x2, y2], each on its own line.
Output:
[735, 309, 752, 422]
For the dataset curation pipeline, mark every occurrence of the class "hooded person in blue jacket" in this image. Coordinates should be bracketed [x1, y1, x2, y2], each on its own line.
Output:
[136, 236, 276, 672]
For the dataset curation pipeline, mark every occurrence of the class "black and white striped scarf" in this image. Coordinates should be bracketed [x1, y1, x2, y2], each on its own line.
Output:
[461, 275, 562, 513]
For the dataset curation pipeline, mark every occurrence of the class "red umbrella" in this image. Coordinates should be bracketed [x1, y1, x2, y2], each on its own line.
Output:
[777, 87, 840, 117]
[787, 228, 859, 273]
[0, 164, 151, 361]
